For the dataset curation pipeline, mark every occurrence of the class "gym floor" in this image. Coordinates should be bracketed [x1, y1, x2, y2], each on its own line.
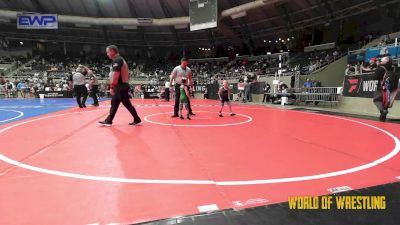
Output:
[0, 98, 400, 225]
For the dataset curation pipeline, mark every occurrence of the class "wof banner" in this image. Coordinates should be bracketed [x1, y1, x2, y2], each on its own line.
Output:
[343, 73, 400, 100]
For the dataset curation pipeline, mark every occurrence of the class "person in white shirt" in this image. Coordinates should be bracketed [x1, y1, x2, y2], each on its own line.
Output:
[170, 57, 195, 117]
[68, 65, 88, 108]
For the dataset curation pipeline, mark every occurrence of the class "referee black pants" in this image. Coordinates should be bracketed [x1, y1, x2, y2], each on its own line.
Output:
[74, 85, 88, 107]
[106, 84, 141, 123]
[173, 85, 193, 116]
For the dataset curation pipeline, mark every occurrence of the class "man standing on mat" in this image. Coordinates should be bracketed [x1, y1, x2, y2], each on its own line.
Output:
[99, 45, 141, 126]
[373, 56, 399, 122]
[69, 65, 88, 108]
[170, 57, 195, 118]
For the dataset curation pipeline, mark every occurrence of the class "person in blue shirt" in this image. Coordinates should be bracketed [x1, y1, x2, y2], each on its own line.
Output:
[16, 80, 28, 98]
[303, 79, 313, 88]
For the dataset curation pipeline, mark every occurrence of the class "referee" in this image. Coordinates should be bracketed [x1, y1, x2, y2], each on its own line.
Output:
[170, 57, 195, 117]
[99, 45, 141, 126]
[69, 65, 88, 108]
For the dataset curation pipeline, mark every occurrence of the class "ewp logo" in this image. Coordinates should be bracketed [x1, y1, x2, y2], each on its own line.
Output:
[17, 14, 58, 29]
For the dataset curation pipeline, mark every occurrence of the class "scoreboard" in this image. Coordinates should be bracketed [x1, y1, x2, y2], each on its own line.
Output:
[189, 0, 218, 31]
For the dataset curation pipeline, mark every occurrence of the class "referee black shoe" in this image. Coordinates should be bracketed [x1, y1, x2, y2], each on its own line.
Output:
[98, 120, 112, 126]
[171, 115, 179, 118]
[129, 120, 142, 126]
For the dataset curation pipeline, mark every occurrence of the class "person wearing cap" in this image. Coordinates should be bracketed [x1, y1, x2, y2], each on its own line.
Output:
[170, 57, 195, 117]
[68, 65, 88, 108]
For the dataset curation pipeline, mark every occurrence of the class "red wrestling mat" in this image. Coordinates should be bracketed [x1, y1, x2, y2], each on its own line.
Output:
[1, 99, 400, 225]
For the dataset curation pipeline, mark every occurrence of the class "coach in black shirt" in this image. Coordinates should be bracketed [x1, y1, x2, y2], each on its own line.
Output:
[99, 45, 141, 126]
[373, 56, 398, 122]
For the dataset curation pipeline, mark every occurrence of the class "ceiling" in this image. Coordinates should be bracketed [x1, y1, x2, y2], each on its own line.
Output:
[0, 0, 397, 47]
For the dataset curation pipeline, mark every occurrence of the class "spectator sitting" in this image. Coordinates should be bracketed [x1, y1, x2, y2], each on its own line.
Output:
[325, 54, 330, 63]
[378, 39, 387, 46]
[364, 34, 373, 45]
[279, 81, 288, 93]
[303, 78, 313, 88]
[345, 64, 356, 75]
[333, 50, 339, 60]
[313, 80, 322, 87]
[377, 47, 391, 58]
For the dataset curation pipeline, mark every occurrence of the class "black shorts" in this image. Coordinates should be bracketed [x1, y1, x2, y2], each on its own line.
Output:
[221, 98, 230, 104]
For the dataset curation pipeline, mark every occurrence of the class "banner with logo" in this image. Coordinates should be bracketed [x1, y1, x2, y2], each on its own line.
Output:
[343, 74, 400, 99]
[17, 14, 58, 29]
[37, 91, 73, 98]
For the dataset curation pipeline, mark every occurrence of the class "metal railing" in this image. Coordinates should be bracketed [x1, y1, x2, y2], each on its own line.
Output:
[304, 42, 336, 53]
[294, 87, 341, 105]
